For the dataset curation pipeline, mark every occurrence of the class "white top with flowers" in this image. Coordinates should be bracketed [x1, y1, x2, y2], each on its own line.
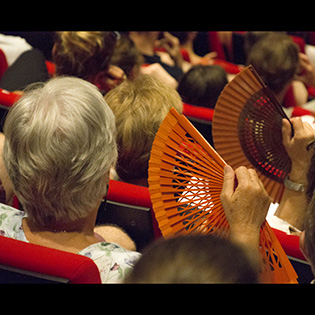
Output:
[0, 203, 141, 283]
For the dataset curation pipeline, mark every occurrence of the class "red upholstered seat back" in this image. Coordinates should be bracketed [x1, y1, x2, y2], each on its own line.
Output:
[45, 60, 56, 77]
[271, 228, 306, 261]
[0, 89, 21, 108]
[0, 49, 8, 80]
[182, 103, 214, 122]
[0, 235, 101, 283]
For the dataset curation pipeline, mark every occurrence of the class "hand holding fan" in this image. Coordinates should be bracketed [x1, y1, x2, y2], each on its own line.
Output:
[148, 107, 297, 283]
[212, 65, 293, 203]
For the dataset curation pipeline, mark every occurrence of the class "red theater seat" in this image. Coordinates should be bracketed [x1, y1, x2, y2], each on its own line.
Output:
[0, 235, 101, 283]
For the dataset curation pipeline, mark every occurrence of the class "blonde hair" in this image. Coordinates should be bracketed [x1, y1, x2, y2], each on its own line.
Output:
[105, 74, 183, 184]
[53, 31, 117, 79]
[3, 76, 117, 228]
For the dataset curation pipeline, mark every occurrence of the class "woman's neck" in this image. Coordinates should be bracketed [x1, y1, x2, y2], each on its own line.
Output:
[22, 208, 102, 253]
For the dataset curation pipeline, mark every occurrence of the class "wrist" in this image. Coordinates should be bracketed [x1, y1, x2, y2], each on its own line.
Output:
[288, 166, 308, 185]
[229, 223, 260, 248]
[229, 223, 261, 269]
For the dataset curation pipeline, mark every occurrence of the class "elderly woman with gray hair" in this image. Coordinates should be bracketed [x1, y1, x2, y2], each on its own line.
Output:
[0, 76, 140, 283]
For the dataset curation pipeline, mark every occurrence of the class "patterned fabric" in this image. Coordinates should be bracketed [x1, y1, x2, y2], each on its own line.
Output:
[0, 203, 141, 283]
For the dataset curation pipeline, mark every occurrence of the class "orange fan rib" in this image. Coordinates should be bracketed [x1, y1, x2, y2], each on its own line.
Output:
[213, 65, 292, 204]
[148, 107, 297, 283]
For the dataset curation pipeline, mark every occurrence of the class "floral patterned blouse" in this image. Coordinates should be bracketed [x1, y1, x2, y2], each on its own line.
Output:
[0, 203, 141, 283]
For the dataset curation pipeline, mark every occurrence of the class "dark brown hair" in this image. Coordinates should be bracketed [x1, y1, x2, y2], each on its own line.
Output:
[177, 65, 228, 109]
[247, 33, 299, 93]
[125, 234, 258, 283]
[110, 33, 144, 80]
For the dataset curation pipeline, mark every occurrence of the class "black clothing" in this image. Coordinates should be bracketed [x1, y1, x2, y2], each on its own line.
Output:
[142, 54, 183, 81]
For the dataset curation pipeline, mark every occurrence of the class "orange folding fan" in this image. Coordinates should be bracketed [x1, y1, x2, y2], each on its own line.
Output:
[148, 107, 297, 283]
[212, 65, 292, 204]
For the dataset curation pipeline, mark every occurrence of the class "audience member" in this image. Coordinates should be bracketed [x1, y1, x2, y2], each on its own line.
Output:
[0, 76, 140, 283]
[129, 32, 190, 81]
[247, 33, 301, 105]
[2, 30, 315, 283]
[246, 32, 315, 110]
[124, 234, 258, 283]
[125, 164, 271, 283]
[0, 34, 50, 130]
[269, 117, 315, 234]
[52, 31, 125, 94]
[0, 49, 49, 92]
[169, 31, 218, 65]
[0, 33, 32, 68]
[110, 33, 144, 80]
[110, 33, 178, 88]
[177, 64, 228, 109]
[105, 74, 183, 187]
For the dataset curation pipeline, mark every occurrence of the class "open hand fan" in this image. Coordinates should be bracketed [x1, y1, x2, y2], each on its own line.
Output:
[148, 107, 297, 283]
[212, 65, 292, 203]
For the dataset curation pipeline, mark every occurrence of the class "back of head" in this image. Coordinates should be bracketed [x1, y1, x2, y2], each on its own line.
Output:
[247, 33, 299, 93]
[105, 74, 183, 185]
[244, 31, 271, 56]
[53, 31, 117, 80]
[125, 234, 258, 283]
[110, 34, 144, 80]
[3, 76, 117, 229]
[177, 64, 228, 108]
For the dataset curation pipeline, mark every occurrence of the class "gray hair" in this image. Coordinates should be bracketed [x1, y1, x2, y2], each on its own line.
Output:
[3, 76, 117, 228]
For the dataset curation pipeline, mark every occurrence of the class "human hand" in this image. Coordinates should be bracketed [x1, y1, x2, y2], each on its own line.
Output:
[220, 165, 270, 267]
[101, 65, 126, 93]
[282, 117, 315, 183]
[155, 32, 183, 68]
[199, 52, 218, 65]
[220, 165, 271, 234]
[295, 53, 315, 87]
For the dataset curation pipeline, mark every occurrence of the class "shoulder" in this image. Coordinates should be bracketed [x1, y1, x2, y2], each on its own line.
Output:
[0, 203, 26, 239]
[0, 203, 25, 220]
[79, 242, 141, 283]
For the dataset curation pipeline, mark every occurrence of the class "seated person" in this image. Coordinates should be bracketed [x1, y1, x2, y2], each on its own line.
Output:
[270, 117, 315, 234]
[52, 31, 125, 94]
[124, 234, 259, 283]
[246, 32, 307, 107]
[129, 32, 191, 81]
[105, 74, 183, 187]
[0, 76, 140, 283]
[177, 64, 228, 109]
[0, 49, 49, 92]
[125, 165, 271, 283]
[169, 31, 218, 65]
[110, 33, 144, 80]
[111, 33, 178, 88]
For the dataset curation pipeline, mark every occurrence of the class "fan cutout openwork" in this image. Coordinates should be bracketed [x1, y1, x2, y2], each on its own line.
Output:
[148, 107, 297, 283]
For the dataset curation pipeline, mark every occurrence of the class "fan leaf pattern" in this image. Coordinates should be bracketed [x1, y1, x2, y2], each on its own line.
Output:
[213, 65, 292, 203]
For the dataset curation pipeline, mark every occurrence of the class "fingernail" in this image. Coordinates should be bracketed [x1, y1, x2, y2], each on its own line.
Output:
[224, 165, 233, 175]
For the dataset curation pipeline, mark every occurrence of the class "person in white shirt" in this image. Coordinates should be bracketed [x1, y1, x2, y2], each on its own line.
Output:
[0, 33, 32, 67]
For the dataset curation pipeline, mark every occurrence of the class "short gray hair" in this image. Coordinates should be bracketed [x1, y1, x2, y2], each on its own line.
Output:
[3, 76, 117, 228]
